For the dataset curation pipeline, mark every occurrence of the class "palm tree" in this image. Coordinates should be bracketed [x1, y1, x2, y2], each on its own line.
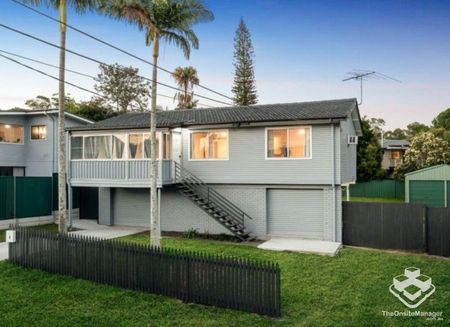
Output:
[24, 0, 98, 233]
[172, 66, 199, 109]
[102, 0, 213, 247]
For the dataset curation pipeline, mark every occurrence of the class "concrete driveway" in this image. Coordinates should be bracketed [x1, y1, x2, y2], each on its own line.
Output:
[0, 220, 146, 261]
[70, 219, 146, 240]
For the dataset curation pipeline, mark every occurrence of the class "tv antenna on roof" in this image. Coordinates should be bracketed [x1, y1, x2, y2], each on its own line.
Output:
[342, 70, 401, 105]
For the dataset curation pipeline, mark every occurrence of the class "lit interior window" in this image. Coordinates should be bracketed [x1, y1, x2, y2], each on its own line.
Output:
[190, 131, 228, 160]
[267, 127, 310, 159]
[31, 125, 47, 140]
[0, 124, 24, 144]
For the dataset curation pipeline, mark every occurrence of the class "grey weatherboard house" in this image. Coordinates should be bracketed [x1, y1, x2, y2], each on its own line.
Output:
[67, 98, 362, 242]
[0, 109, 92, 176]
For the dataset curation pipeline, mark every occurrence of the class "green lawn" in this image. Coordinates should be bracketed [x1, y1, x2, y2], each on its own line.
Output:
[345, 196, 404, 203]
[0, 234, 448, 326]
[0, 223, 59, 242]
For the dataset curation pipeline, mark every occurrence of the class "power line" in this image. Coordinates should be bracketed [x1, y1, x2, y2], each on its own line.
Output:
[0, 23, 232, 106]
[0, 48, 190, 104]
[10, 0, 234, 102]
[0, 53, 105, 100]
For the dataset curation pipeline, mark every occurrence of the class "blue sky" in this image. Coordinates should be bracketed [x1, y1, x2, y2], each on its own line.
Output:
[0, 0, 449, 129]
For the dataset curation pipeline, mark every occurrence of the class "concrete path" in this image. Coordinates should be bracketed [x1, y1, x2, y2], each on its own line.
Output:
[258, 237, 342, 256]
[70, 219, 146, 240]
[0, 242, 7, 261]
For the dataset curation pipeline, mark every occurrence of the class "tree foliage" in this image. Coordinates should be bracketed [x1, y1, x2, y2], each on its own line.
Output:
[172, 66, 199, 109]
[24, 94, 116, 121]
[357, 118, 386, 181]
[232, 19, 257, 106]
[393, 132, 450, 179]
[384, 128, 407, 140]
[93, 63, 150, 112]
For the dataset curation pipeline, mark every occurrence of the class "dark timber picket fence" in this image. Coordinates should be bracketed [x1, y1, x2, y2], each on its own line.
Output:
[8, 226, 281, 317]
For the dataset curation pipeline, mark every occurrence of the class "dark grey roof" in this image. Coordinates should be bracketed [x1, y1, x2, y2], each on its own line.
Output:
[381, 139, 410, 148]
[68, 98, 358, 131]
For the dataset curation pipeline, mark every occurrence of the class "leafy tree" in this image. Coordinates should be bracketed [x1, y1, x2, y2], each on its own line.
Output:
[24, 0, 99, 233]
[93, 63, 150, 112]
[431, 108, 450, 142]
[172, 66, 199, 109]
[432, 107, 450, 130]
[25, 94, 116, 121]
[357, 118, 386, 181]
[25, 95, 52, 110]
[102, 0, 214, 247]
[68, 100, 118, 121]
[393, 132, 450, 179]
[384, 128, 407, 140]
[405, 122, 429, 139]
[232, 19, 257, 106]
[367, 117, 385, 139]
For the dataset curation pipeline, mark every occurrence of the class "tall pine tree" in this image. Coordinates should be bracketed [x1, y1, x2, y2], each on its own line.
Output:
[232, 19, 258, 106]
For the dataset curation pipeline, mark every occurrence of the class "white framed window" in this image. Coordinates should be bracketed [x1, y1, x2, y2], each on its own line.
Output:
[128, 133, 159, 159]
[189, 130, 229, 160]
[0, 123, 24, 144]
[71, 132, 163, 160]
[31, 125, 47, 140]
[84, 135, 112, 159]
[71, 136, 83, 159]
[266, 126, 311, 159]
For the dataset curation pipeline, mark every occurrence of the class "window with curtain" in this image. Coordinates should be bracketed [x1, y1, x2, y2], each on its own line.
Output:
[84, 136, 111, 159]
[0, 124, 23, 144]
[71, 136, 83, 159]
[267, 127, 311, 159]
[112, 134, 126, 159]
[190, 130, 228, 160]
[31, 125, 47, 140]
[143, 133, 160, 159]
[129, 134, 144, 159]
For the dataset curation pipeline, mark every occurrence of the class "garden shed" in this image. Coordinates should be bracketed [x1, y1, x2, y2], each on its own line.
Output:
[405, 165, 450, 207]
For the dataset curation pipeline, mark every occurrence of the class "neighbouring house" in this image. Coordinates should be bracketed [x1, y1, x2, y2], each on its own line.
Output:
[0, 108, 92, 176]
[0, 109, 93, 227]
[67, 98, 362, 242]
[380, 139, 409, 175]
[405, 164, 450, 208]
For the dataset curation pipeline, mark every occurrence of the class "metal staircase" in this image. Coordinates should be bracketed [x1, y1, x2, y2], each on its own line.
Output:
[173, 161, 254, 241]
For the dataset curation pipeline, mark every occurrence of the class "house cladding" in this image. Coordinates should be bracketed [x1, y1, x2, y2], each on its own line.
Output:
[0, 109, 91, 176]
[68, 99, 361, 243]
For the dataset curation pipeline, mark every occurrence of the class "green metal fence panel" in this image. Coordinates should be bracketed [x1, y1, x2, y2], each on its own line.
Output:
[410, 181, 445, 208]
[15, 177, 52, 218]
[0, 177, 14, 220]
[349, 180, 405, 199]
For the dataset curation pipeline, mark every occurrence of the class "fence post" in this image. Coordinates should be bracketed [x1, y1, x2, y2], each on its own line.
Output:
[422, 205, 428, 253]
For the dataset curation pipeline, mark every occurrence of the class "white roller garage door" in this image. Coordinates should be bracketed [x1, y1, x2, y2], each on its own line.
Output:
[113, 188, 150, 227]
[268, 189, 324, 239]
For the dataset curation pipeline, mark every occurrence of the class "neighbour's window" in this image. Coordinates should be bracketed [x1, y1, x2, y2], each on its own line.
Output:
[0, 124, 24, 144]
[84, 136, 111, 159]
[31, 125, 47, 140]
[391, 150, 401, 160]
[71, 136, 83, 159]
[112, 134, 126, 159]
[190, 130, 228, 160]
[267, 127, 311, 159]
